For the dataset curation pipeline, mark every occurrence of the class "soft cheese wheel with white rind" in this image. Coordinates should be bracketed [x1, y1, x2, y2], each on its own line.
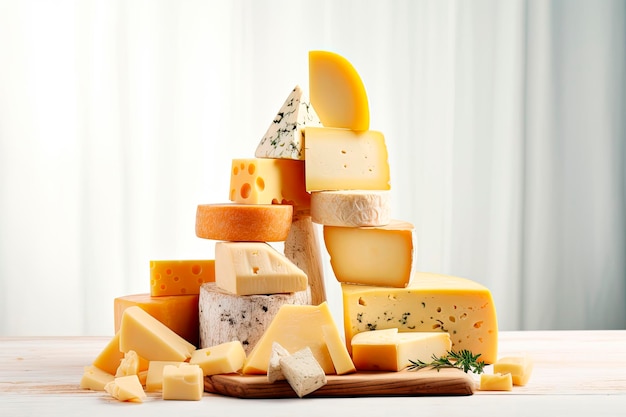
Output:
[195, 203, 292, 242]
[199, 283, 310, 354]
[311, 190, 391, 227]
[255, 85, 322, 160]
[309, 50, 369, 130]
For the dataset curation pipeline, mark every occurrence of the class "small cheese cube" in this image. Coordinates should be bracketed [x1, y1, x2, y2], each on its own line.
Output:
[279, 347, 327, 398]
[104, 375, 147, 403]
[162, 364, 204, 401]
[80, 365, 114, 391]
[190, 340, 246, 376]
[145, 361, 187, 392]
[115, 350, 140, 377]
[494, 354, 534, 386]
[480, 373, 513, 391]
[267, 342, 290, 383]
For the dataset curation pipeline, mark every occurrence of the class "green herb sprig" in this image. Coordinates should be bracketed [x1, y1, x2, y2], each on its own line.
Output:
[408, 350, 486, 374]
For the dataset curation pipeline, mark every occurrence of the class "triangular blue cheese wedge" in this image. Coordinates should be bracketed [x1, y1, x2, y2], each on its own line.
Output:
[255, 85, 322, 160]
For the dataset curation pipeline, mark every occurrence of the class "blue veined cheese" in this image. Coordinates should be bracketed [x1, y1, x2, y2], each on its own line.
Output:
[255, 85, 322, 160]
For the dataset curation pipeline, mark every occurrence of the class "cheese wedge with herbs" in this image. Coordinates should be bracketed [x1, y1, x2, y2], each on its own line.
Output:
[342, 272, 499, 363]
[255, 85, 322, 160]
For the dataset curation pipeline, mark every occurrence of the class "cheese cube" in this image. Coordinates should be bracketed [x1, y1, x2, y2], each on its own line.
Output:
[215, 241, 308, 296]
[304, 127, 391, 192]
[80, 365, 114, 391]
[480, 373, 513, 391]
[267, 342, 290, 383]
[324, 220, 414, 287]
[494, 354, 533, 386]
[162, 364, 204, 401]
[190, 340, 246, 376]
[150, 260, 215, 296]
[145, 361, 186, 392]
[104, 375, 147, 403]
[351, 329, 452, 372]
[311, 190, 391, 227]
[342, 272, 499, 363]
[279, 347, 327, 398]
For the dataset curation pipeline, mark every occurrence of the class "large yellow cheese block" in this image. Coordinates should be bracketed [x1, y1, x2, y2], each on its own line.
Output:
[242, 302, 349, 375]
[195, 203, 293, 242]
[342, 272, 499, 363]
[150, 259, 215, 296]
[229, 158, 310, 209]
[323, 220, 414, 288]
[114, 293, 199, 347]
[304, 127, 390, 192]
[215, 241, 308, 295]
[309, 50, 369, 131]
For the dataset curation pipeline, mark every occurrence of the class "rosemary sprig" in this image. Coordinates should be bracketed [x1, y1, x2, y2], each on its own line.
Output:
[407, 349, 486, 374]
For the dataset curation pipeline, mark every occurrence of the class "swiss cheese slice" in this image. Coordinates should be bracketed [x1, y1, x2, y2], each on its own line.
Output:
[304, 127, 390, 192]
[311, 190, 391, 227]
[309, 50, 369, 130]
[342, 272, 499, 363]
[150, 260, 215, 296]
[215, 241, 308, 296]
[255, 85, 322, 160]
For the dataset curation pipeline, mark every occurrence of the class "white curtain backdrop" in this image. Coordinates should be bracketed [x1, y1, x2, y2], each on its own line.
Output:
[0, 0, 624, 336]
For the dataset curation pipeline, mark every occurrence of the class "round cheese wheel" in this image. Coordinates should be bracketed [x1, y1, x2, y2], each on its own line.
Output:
[195, 203, 293, 242]
[310, 190, 391, 227]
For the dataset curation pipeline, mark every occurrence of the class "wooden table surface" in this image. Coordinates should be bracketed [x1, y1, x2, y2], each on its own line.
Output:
[1, 330, 625, 416]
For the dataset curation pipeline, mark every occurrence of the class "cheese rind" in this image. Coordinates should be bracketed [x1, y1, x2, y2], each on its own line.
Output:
[309, 50, 369, 131]
[195, 203, 293, 242]
[229, 158, 310, 209]
[279, 347, 327, 398]
[351, 328, 452, 371]
[255, 85, 322, 160]
[311, 190, 391, 227]
[480, 373, 513, 391]
[341, 273, 499, 363]
[324, 220, 414, 288]
[304, 127, 390, 192]
[150, 260, 215, 296]
[162, 364, 204, 401]
[215, 241, 308, 295]
[190, 341, 246, 376]
[493, 354, 533, 386]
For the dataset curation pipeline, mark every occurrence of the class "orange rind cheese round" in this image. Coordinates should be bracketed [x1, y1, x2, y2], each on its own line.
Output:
[195, 203, 293, 242]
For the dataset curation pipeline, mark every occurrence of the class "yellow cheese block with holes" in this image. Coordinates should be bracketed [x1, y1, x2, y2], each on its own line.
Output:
[309, 50, 369, 130]
[190, 340, 247, 376]
[304, 127, 390, 192]
[229, 158, 310, 209]
[342, 272, 499, 363]
[324, 220, 414, 287]
[150, 260, 215, 296]
[494, 353, 533, 386]
[242, 302, 348, 375]
[162, 364, 204, 401]
[351, 328, 451, 371]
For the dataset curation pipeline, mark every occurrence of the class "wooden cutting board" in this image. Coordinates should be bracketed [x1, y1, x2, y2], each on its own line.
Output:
[205, 368, 475, 398]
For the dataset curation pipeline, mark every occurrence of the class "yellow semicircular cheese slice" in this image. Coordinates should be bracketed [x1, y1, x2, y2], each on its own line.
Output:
[309, 50, 370, 131]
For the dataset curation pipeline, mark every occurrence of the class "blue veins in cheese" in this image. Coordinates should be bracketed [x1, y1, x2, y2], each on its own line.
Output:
[255, 85, 322, 160]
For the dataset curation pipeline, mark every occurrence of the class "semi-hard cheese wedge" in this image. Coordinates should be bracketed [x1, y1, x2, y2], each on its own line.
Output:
[321, 324, 356, 375]
[92, 332, 125, 375]
[162, 364, 204, 401]
[80, 365, 115, 391]
[114, 293, 199, 346]
[199, 282, 310, 354]
[304, 127, 390, 192]
[350, 328, 452, 372]
[311, 190, 391, 227]
[215, 241, 308, 295]
[104, 375, 147, 403]
[323, 220, 414, 288]
[342, 272, 499, 363]
[118, 306, 196, 362]
[255, 85, 322, 160]
[190, 340, 246, 376]
[309, 50, 369, 131]
[150, 260, 215, 296]
[479, 373, 513, 391]
[242, 302, 348, 375]
[229, 158, 310, 209]
[195, 203, 293, 242]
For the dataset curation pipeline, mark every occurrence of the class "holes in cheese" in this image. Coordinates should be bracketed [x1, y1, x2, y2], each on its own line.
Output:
[304, 127, 390, 192]
[195, 203, 293, 242]
[341, 273, 499, 363]
[150, 260, 216, 296]
[323, 220, 414, 288]
[229, 158, 310, 209]
[309, 50, 369, 131]
[311, 190, 391, 227]
[215, 241, 308, 296]
[255, 85, 322, 160]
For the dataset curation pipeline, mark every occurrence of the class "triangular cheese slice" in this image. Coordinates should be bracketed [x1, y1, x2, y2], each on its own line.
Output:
[255, 85, 322, 160]
[104, 375, 147, 402]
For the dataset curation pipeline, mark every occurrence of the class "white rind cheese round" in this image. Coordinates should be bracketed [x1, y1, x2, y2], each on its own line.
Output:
[199, 283, 311, 354]
[310, 190, 391, 227]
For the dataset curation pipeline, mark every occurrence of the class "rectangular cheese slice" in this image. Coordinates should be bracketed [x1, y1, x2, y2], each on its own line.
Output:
[323, 220, 414, 287]
[150, 259, 215, 296]
[351, 328, 451, 371]
[215, 241, 308, 296]
[304, 127, 390, 191]
[342, 272, 499, 363]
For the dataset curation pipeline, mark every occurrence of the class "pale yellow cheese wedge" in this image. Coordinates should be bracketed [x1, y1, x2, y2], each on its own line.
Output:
[494, 353, 533, 386]
[104, 375, 147, 403]
[480, 373, 513, 391]
[162, 364, 204, 401]
[80, 365, 114, 391]
[190, 340, 246, 376]
[145, 361, 187, 392]
[92, 332, 124, 375]
[321, 325, 356, 375]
